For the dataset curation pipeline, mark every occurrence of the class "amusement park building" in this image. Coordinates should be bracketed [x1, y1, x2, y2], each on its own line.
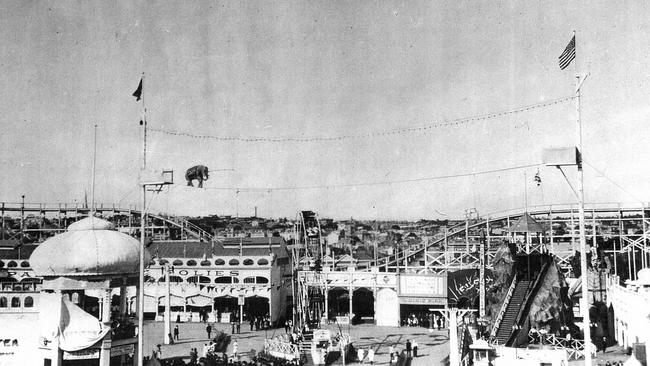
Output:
[144, 236, 292, 325]
[0, 216, 145, 366]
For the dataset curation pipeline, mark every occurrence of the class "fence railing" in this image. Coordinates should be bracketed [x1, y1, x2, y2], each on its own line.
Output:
[489, 275, 518, 339]
[528, 332, 586, 360]
[264, 338, 300, 360]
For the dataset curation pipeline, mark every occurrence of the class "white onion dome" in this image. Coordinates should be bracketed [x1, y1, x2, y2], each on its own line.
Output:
[30, 216, 149, 277]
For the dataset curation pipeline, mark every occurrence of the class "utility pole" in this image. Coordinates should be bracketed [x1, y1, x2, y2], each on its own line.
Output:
[20, 195, 25, 236]
[548, 66, 591, 366]
[137, 72, 147, 366]
[91, 124, 98, 215]
[164, 264, 171, 344]
[138, 185, 146, 365]
[574, 70, 592, 366]
[479, 229, 486, 318]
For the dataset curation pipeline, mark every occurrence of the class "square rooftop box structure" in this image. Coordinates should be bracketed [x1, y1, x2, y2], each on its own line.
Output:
[139, 169, 174, 186]
[543, 147, 578, 166]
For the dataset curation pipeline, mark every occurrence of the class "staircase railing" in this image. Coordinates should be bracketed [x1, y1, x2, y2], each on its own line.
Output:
[505, 257, 552, 347]
[458, 323, 473, 366]
[489, 274, 518, 339]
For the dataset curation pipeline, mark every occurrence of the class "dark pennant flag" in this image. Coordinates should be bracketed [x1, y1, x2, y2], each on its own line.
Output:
[132, 78, 142, 101]
[558, 36, 576, 70]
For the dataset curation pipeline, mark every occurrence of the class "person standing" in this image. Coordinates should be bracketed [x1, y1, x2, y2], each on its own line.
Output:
[173, 325, 180, 341]
[231, 320, 236, 334]
[250, 316, 255, 331]
[357, 347, 365, 364]
[232, 339, 239, 359]
[236, 320, 241, 334]
[206, 324, 212, 339]
[367, 347, 374, 365]
[412, 340, 418, 357]
[388, 345, 394, 365]
[405, 340, 412, 358]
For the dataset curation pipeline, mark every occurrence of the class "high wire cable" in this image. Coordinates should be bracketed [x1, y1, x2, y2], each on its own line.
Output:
[584, 161, 645, 204]
[201, 162, 542, 192]
[148, 96, 575, 143]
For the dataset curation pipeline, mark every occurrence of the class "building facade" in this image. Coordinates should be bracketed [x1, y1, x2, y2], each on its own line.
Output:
[144, 236, 292, 325]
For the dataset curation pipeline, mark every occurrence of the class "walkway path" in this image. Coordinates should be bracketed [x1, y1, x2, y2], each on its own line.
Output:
[144, 322, 450, 366]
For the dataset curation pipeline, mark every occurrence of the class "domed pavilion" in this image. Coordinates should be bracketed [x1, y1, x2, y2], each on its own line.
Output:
[28, 216, 150, 366]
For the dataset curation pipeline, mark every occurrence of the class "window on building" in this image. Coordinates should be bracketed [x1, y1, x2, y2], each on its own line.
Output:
[10, 297, 20, 308]
[7, 261, 17, 268]
[243, 277, 255, 284]
[257, 258, 269, 265]
[20, 261, 30, 268]
[0, 297, 7, 308]
[170, 276, 183, 283]
[215, 276, 234, 284]
[228, 259, 239, 266]
[186, 260, 197, 266]
[24, 296, 34, 308]
[256, 276, 269, 284]
[158, 259, 169, 265]
[215, 258, 225, 265]
[243, 259, 254, 266]
[172, 259, 183, 266]
[188, 276, 211, 284]
[200, 260, 211, 266]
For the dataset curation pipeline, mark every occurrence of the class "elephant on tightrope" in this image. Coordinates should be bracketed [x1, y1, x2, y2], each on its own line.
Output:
[185, 165, 209, 188]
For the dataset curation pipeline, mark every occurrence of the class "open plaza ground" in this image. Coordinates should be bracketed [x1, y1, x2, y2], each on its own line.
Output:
[145, 320, 634, 366]
[144, 321, 451, 366]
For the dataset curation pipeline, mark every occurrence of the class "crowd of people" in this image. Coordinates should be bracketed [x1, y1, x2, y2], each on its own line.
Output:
[400, 312, 446, 329]
[146, 313, 428, 366]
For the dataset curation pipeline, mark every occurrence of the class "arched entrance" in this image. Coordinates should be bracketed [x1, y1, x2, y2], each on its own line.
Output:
[327, 288, 349, 318]
[245, 296, 269, 317]
[244, 296, 270, 328]
[352, 288, 374, 323]
[214, 296, 238, 322]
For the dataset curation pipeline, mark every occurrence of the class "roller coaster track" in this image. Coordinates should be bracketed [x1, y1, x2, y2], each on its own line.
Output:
[363, 202, 650, 272]
[0, 202, 213, 242]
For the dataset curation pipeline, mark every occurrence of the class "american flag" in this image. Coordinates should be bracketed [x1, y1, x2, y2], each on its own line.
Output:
[559, 36, 576, 70]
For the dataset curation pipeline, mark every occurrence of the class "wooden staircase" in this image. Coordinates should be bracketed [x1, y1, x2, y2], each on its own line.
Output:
[493, 280, 531, 344]
[298, 332, 313, 354]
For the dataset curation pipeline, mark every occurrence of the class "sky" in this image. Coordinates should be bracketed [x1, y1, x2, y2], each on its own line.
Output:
[1, 1, 650, 220]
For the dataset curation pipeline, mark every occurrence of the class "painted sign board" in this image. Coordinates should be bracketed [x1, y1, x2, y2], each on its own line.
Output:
[63, 348, 100, 360]
[398, 274, 447, 298]
[398, 296, 447, 305]
[111, 344, 135, 357]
